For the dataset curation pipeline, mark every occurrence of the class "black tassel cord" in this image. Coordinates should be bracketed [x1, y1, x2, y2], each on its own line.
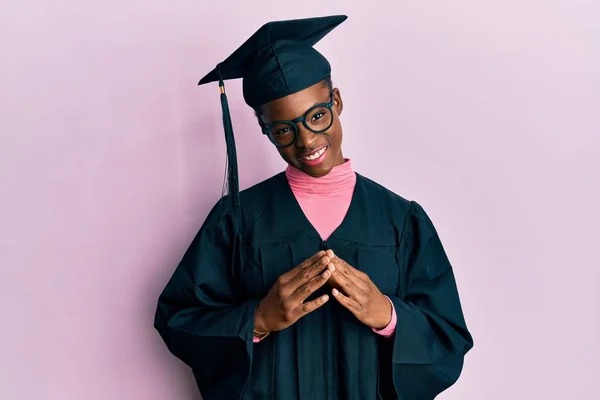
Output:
[218, 79, 240, 207]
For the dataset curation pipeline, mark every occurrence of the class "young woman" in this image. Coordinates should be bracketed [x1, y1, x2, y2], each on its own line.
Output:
[154, 15, 473, 400]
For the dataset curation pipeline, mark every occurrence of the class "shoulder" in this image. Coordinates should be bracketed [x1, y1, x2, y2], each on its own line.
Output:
[238, 171, 287, 219]
[206, 172, 286, 226]
[356, 172, 413, 214]
[356, 172, 435, 229]
[239, 171, 286, 204]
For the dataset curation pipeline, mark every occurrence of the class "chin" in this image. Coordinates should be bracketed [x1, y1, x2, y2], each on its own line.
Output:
[283, 147, 340, 177]
[303, 168, 330, 178]
[299, 159, 335, 178]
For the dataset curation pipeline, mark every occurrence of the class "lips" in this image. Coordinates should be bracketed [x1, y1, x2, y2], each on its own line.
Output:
[297, 146, 328, 166]
[298, 146, 327, 161]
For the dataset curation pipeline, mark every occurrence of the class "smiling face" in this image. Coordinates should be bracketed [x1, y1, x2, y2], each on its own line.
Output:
[256, 79, 345, 178]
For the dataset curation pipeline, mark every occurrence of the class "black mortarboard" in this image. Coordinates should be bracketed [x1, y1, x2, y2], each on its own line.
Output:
[198, 15, 348, 207]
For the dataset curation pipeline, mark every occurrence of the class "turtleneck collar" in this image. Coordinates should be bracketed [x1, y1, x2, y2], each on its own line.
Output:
[285, 159, 356, 195]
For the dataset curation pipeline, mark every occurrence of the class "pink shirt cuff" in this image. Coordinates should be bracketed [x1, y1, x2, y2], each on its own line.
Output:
[372, 296, 397, 338]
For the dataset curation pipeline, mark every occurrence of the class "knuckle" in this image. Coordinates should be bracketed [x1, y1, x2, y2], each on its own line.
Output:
[301, 284, 310, 294]
[281, 301, 292, 313]
[302, 303, 312, 313]
[298, 271, 309, 281]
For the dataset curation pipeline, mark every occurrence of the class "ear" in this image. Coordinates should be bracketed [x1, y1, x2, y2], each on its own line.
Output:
[254, 108, 266, 128]
[333, 87, 343, 116]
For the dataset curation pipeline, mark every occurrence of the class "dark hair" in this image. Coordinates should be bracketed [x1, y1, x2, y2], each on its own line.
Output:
[254, 76, 333, 125]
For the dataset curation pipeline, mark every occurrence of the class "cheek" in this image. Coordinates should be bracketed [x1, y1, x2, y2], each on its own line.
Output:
[277, 147, 295, 161]
[329, 127, 343, 149]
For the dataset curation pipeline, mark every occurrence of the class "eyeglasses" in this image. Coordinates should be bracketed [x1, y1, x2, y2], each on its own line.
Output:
[260, 92, 334, 148]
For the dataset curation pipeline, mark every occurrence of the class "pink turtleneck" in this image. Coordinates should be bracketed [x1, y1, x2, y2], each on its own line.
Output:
[284, 159, 397, 339]
[286, 159, 357, 241]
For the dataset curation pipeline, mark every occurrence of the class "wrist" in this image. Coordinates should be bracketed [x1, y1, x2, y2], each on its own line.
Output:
[254, 302, 270, 333]
[372, 294, 392, 329]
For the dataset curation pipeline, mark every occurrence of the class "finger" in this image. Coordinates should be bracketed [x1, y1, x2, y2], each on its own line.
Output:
[329, 267, 366, 299]
[330, 251, 357, 274]
[344, 268, 370, 292]
[329, 251, 354, 275]
[329, 252, 369, 291]
[295, 293, 330, 319]
[331, 259, 370, 296]
[290, 264, 335, 303]
[290, 256, 332, 289]
[280, 251, 327, 283]
[332, 288, 363, 314]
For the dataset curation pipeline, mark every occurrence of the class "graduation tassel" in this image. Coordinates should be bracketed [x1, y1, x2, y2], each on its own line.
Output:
[218, 75, 240, 207]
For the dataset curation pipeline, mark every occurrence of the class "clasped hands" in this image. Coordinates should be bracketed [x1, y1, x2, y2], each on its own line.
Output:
[254, 250, 392, 334]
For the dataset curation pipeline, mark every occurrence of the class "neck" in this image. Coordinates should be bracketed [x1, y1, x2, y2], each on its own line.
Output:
[285, 158, 356, 195]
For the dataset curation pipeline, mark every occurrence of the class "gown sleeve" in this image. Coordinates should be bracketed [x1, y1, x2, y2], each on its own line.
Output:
[386, 200, 474, 399]
[153, 199, 260, 400]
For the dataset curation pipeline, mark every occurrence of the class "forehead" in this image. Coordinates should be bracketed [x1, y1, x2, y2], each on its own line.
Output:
[259, 82, 330, 123]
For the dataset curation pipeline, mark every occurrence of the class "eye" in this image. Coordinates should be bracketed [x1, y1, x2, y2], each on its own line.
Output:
[311, 112, 325, 122]
[273, 127, 292, 136]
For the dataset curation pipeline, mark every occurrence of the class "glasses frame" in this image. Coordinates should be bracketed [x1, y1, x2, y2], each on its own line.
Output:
[260, 92, 335, 148]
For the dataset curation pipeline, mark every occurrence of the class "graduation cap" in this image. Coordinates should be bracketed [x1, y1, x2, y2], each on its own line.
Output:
[198, 15, 348, 207]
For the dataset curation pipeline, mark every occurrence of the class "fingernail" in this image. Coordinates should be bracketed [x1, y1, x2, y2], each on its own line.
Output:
[323, 270, 331, 278]
[329, 264, 335, 271]
[322, 295, 329, 301]
[332, 288, 339, 296]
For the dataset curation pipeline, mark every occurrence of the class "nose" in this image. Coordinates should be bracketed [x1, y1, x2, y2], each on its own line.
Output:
[294, 124, 319, 149]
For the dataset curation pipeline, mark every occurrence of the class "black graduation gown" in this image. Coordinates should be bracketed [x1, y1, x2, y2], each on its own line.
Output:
[154, 172, 473, 400]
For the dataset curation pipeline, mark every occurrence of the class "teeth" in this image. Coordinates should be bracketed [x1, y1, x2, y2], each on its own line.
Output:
[302, 147, 326, 161]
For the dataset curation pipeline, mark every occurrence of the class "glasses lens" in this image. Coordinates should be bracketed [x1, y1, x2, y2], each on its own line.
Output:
[306, 106, 333, 133]
[268, 122, 296, 147]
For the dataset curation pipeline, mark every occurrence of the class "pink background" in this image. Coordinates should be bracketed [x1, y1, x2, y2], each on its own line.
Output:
[1, 1, 599, 399]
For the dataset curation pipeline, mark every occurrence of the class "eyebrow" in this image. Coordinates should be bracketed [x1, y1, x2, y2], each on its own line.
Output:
[308, 93, 333, 109]
[263, 94, 332, 124]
